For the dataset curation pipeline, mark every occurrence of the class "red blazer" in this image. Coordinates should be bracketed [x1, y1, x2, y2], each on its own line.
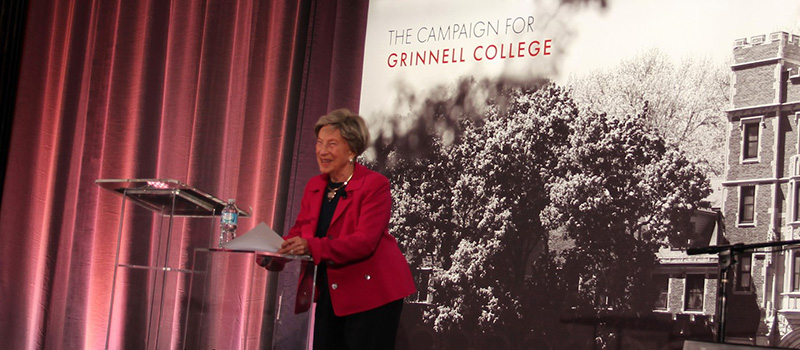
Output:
[286, 163, 416, 316]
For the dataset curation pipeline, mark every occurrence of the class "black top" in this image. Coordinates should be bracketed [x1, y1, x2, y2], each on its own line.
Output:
[315, 180, 346, 295]
[315, 180, 346, 238]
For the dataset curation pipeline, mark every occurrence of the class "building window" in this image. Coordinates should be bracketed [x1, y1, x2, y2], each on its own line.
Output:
[739, 186, 755, 225]
[793, 253, 800, 292]
[684, 274, 704, 311]
[794, 181, 800, 223]
[653, 275, 669, 310]
[742, 122, 759, 160]
[735, 254, 752, 292]
[411, 268, 432, 304]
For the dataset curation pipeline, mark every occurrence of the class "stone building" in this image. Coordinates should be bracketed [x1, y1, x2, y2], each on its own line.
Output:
[721, 31, 800, 347]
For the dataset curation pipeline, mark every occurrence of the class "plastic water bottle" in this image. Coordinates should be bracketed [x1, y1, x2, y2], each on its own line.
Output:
[219, 199, 238, 248]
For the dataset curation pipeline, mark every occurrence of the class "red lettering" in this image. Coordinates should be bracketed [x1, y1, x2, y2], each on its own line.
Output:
[443, 48, 451, 63]
[474, 46, 484, 61]
[544, 39, 552, 55]
[388, 53, 397, 67]
[416, 51, 426, 65]
[486, 45, 497, 59]
[517, 41, 526, 58]
[529, 41, 540, 56]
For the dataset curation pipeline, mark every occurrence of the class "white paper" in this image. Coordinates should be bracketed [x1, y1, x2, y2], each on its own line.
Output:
[221, 222, 284, 253]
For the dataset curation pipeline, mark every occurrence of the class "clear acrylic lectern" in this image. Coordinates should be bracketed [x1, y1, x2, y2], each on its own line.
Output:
[97, 179, 250, 349]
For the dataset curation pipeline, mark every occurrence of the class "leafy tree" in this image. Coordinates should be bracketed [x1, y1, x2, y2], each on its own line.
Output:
[374, 78, 710, 349]
[379, 135, 455, 268]
[540, 106, 711, 329]
[433, 83, 576, 336]
[569, 49, 729, 175]
[374, 81, 576, 347]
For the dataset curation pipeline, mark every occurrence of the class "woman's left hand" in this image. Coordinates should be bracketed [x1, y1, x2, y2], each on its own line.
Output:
[279, 237, 309, 255]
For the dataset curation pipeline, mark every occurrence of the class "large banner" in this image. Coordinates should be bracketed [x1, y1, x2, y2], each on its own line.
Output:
[360, 0, 800, 349]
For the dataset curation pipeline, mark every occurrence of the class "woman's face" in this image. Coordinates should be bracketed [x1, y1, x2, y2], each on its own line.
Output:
[316, 125, 356, 181]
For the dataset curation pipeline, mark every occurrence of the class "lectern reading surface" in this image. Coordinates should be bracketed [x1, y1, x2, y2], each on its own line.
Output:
[96, 178, 250, 217]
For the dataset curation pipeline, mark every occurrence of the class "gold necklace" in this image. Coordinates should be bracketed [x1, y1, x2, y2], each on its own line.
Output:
[327, 172, 354, 202]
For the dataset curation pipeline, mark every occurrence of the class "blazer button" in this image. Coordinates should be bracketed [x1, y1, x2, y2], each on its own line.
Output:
[364, 274, 371, 280]
[331, 283, 338, 290]
[327, 260, 334, 266]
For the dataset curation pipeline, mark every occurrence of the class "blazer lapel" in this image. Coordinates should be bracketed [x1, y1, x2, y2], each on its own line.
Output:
[307, 176, 327, 236]
[330, 179, 358, 226]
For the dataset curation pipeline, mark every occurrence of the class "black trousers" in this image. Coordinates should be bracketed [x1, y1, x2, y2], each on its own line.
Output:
[313, 269, 404, 350]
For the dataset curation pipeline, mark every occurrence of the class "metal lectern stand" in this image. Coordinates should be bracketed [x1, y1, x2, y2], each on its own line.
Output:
[97, 179, 250, 350]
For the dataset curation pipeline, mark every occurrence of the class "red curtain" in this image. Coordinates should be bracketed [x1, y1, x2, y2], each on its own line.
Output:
[0, 0, 368, 348]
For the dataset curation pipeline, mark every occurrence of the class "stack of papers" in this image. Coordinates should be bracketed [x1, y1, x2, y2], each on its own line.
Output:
[220, 222, 285, 253]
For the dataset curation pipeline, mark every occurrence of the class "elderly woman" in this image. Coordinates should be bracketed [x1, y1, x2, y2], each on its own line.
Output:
[279, 109, 416, 349]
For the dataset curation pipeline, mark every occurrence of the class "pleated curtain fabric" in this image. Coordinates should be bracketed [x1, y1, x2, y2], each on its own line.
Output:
[0, 0, 369, 348]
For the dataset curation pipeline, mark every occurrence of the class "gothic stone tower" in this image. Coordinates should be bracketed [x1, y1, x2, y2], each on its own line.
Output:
[723, 31, 800, 347]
